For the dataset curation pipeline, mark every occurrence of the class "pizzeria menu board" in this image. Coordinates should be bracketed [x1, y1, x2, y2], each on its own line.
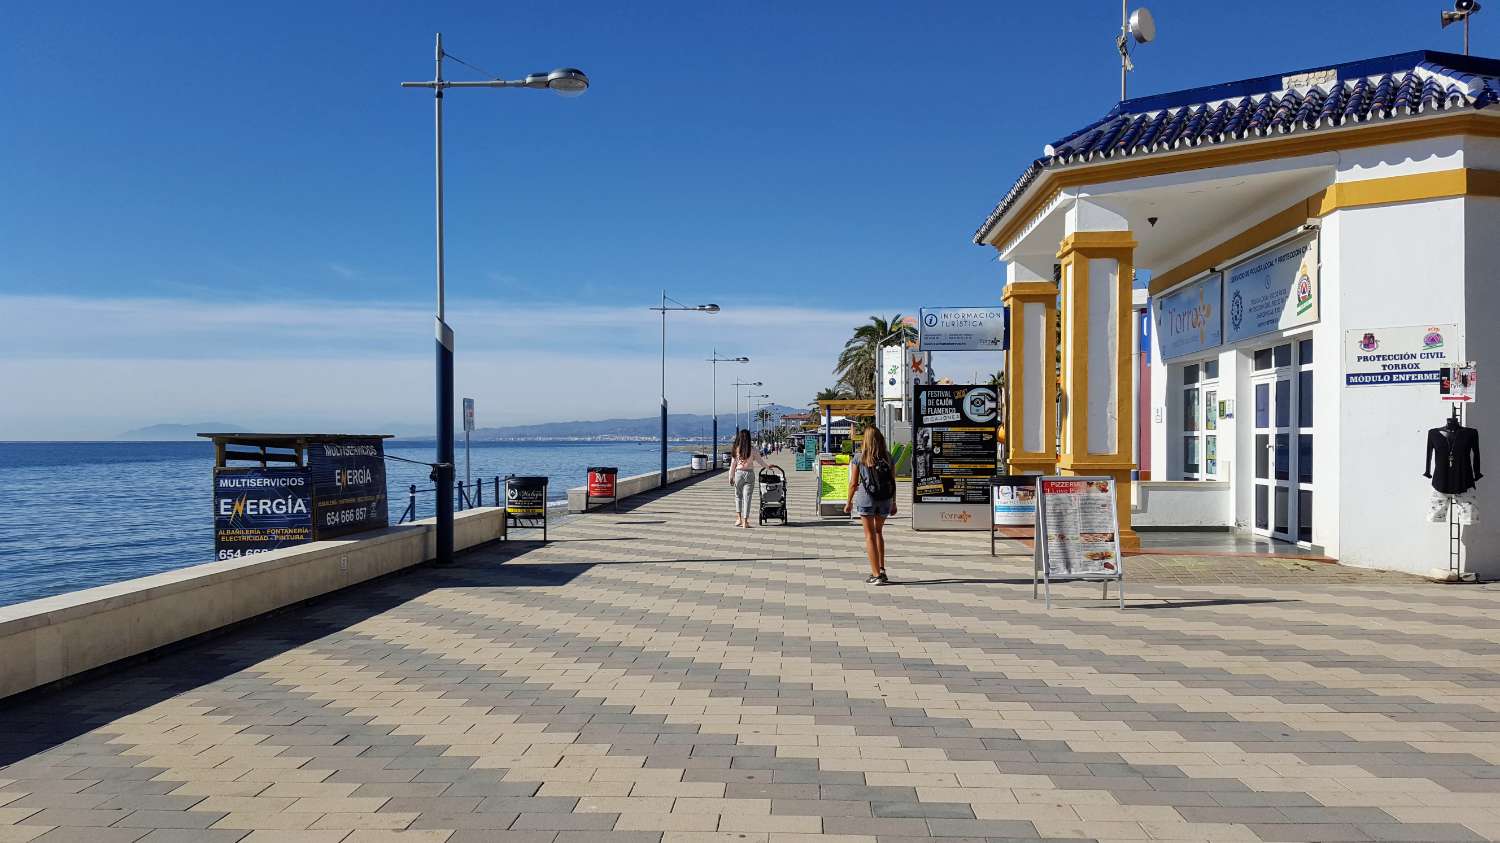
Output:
[1034, 477, 1122, 580]
[912, 384, 999, 530]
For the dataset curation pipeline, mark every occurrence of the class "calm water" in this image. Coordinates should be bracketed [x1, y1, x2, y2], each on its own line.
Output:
[0, 440, 684, 607]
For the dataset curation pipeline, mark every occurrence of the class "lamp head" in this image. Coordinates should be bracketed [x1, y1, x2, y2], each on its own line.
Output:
[546, 68, 589, 97]
[735, 356, 749, 363]
[698, 304, 720, 312]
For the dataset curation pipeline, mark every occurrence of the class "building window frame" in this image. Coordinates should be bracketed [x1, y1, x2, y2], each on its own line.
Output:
[1178, 357, 1220, 481]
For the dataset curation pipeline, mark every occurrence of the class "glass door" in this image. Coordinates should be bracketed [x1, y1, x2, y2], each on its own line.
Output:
[1252, 343, 1295, 541]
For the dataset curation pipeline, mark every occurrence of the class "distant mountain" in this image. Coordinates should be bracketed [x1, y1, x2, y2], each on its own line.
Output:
[469, 405, 803, 441]
[118, 422, 246, 441]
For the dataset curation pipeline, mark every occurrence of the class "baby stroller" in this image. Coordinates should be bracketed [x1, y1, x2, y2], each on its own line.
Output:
[758, 465, 787, 525]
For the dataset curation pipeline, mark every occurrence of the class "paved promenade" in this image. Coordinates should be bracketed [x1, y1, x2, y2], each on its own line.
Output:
[3, 457, 1500, 843]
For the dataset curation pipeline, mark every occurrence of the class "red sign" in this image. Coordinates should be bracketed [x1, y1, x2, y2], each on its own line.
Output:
[587, 470, 616, 499]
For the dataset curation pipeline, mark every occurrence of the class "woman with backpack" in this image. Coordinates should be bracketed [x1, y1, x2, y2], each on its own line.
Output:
[728, 428, 771, 528]
[845, 425, 896, 584]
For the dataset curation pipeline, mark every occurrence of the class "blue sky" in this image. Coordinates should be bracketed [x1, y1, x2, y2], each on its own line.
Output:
[0, 0, 1480, 438]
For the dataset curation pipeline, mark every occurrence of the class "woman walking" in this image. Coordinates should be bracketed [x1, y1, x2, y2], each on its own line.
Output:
[728, 429, 770, 528]
[845, 425, 897, 584]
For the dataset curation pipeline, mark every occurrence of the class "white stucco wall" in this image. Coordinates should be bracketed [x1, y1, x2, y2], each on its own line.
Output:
[1330, 196, 1469, 575]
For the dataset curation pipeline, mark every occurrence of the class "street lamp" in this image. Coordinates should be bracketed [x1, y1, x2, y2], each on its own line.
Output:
[401, 33, 588, 565]
[746, 393, 769, 439]
[650, 292, 719, 484]
[733, 380, 762, 439]
[707, 351, 749, 469]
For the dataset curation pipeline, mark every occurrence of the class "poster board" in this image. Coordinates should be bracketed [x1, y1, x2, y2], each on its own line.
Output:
[1441, 363, 1478, 403]
[817, 455, 850, 517]
[1032, 476, 1124, 608]
[990, 474, 1037, 556]
[912, 384, 999, 530]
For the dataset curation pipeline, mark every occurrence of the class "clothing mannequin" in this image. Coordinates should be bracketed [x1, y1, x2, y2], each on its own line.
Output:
[1425, 415, 1482, 524]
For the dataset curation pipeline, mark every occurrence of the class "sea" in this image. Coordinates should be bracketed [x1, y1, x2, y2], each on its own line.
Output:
[0, 440, 687, 607]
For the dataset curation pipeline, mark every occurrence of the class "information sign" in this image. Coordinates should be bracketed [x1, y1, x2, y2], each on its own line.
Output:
[1343, 324, 1456, 386]
[307, 439, 389, 540]
[1224, 237, 1319, 343]
[213, 468, 313, 559]
[1033, 476, 1123, 608]
[463, 398, 475, 432]
[918, 307, 1009, 352]
[912, 384, 998, 530]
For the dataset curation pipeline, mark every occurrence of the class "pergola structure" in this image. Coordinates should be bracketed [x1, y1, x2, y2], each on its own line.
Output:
[815, 398, 875, 451]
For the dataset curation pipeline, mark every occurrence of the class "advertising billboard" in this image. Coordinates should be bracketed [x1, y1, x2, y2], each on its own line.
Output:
[213, 468, 313, 560]
[912, 384, 999, 530]
[880, 344, 904, 400]
[307, 439, 390, 540]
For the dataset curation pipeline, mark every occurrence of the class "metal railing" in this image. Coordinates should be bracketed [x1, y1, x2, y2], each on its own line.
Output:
[396, 475, 504, 525]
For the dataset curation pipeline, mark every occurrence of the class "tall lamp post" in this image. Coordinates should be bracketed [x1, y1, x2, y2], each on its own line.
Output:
[708, 350, 749, 468]
[402, 33, 588, 565]
[733, 380, 762, 438]
[651, 292, 719, 484]
[746, 393, 769, 442]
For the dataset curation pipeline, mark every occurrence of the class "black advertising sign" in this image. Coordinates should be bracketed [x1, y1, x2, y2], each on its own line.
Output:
[307, 438, 389, 539]
[213, 468, 314, 560]
[913, 385, 999, 504]
[912, 385, 999, 530]
[506, 476, 548, 517]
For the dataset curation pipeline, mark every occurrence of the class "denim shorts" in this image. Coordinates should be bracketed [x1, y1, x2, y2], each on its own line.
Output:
[856, 500, 893, 517]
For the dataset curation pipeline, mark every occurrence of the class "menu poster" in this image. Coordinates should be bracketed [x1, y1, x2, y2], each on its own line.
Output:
[1035, 477, 1122, 580]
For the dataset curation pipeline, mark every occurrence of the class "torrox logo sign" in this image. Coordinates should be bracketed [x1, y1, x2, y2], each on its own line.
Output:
[940, 510, 973, 523]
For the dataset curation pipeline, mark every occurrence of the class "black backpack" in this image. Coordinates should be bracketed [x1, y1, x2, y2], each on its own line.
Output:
[859, 458, 895, 501]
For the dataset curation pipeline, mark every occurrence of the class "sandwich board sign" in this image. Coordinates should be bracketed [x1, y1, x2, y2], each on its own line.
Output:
[1032, 476, 1124, 608]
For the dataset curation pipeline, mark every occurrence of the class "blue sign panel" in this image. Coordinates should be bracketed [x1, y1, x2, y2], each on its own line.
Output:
[213, 468, 313, 560]
[1154, 274, 1222, 361]
[307, 439, 389, 539]
[918, 307, 1008, 351]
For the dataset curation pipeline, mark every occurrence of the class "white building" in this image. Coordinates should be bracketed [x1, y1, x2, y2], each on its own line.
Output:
[976, 50, 1500, 578]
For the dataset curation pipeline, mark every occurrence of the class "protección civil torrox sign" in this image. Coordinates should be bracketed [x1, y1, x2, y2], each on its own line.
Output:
[1344, 324, 1456, 387]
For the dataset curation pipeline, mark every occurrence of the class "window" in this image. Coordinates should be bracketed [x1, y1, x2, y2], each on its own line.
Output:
[1179, 358, 1219, 480]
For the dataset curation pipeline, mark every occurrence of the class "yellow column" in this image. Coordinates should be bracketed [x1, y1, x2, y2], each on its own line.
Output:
[1001, 281, 1058, 475]
[1056, 231, 1139, 550]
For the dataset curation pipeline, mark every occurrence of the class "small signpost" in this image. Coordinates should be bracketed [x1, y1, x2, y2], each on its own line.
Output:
[462, 398, 475, 487]
[1033, 476, 1124, 609]
[505, 475, 548, 541]
[990, 474, 1037, 556]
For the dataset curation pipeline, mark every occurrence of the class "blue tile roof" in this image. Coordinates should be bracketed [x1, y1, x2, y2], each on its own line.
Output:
[974, 50, 1500, 246]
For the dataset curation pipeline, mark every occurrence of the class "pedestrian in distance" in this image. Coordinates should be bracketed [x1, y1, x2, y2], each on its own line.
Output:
[845, 424, 897, 584]
[729, 429, 770, 528]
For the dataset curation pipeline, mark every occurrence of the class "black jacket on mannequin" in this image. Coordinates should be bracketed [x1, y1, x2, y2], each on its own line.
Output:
[1424, 424, 1482, 494]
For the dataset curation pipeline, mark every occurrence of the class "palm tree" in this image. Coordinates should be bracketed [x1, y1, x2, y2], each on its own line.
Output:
[810, 385, 849, 414]
[834, 315, 916, 398]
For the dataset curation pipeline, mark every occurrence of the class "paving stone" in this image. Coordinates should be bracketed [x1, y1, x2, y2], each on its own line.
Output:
[3, 461, 1496, 843]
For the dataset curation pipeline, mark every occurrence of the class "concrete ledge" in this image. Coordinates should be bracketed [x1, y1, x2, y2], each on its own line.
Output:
[0, 507, 505, 701]
[1132, 480, 1232, 528]
[567, 464, 714, 512]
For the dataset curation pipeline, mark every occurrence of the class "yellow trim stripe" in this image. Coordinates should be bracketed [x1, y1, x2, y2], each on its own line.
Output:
[1150, 167, 1500, 295]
